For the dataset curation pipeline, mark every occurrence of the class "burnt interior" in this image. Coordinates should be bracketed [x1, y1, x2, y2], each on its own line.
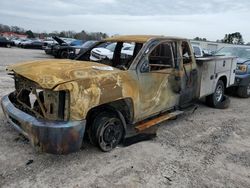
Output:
[148, 42, 174, 71]
[76, 41, 143, 70]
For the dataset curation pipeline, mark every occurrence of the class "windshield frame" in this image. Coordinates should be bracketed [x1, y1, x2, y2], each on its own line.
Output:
[75, 40, 144, 71]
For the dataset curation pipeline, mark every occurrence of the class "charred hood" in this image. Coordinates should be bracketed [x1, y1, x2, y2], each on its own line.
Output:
[7, 59, 121, 89]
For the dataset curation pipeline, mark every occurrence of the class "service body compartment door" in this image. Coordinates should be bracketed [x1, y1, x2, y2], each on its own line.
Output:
[196, 56, 237, 98]
[197, 60, 216, 98]
[215, 58, 236, 87]
[215, 59, 232, 73]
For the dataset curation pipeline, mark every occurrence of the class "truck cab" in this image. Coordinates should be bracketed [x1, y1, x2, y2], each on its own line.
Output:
[1, 35, 236, 154]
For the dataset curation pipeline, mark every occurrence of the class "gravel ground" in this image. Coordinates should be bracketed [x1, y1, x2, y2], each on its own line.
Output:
[0, 47, 250, 188]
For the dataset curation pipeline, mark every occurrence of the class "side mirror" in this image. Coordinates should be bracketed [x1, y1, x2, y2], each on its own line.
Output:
[140, 60, 150, 73]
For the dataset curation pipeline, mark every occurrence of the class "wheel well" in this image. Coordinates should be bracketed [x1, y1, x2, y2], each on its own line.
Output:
[219, 76, 227, 88]
[85, 98, 134, 131]
[60, 50, 68, 54]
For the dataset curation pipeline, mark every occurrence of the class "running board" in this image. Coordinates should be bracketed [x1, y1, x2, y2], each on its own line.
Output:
[135, 110, 183, 132]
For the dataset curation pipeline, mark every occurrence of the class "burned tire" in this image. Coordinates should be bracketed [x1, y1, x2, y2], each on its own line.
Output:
[206, 80, 225, 108]
[89, 112, 124, 152]
[213, 95, 230, 109]
[237, 82, 250, 98]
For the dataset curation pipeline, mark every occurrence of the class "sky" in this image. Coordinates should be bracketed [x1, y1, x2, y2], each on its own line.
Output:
[0, 0, 250, 42]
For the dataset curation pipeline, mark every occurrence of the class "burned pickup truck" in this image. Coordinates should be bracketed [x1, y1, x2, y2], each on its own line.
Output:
[1, 35, 236, 154]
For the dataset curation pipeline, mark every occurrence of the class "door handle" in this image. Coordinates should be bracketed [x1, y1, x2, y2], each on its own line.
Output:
[223, 60, 226, 67]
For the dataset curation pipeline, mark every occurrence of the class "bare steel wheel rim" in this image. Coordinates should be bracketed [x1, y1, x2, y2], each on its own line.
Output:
[99, 118, 123, 151]
[215, 85, 223, 102]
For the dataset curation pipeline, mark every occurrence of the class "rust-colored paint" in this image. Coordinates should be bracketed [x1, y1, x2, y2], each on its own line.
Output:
[104, 35, 186, 43]
[135, 110, 183, 132]
[6, 36, 193, 123]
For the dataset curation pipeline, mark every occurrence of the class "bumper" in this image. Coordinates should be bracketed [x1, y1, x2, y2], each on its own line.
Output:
[234, 74, 250, 87]
[1, 94, 86, 154]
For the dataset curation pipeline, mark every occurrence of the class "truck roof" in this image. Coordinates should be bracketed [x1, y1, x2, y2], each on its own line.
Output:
[104, 35, 187, 43]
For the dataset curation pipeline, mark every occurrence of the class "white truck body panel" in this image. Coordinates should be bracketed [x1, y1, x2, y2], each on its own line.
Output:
[196, 56, 237, 98]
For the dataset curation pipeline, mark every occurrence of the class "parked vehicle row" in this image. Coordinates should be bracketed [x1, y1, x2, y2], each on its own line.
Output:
[0, 37, 49, 49]
[0, 36, 86, 50]
[49, 36, 85, 58]
[20, 40, 44, 49]
[0, 36, 15, 47]
[43, 36, 110, 59]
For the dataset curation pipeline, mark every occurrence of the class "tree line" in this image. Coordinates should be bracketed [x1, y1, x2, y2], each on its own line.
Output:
[194, 32, 250, 45]
[1, 24, 249, 45]
[0, 23, 109, 40]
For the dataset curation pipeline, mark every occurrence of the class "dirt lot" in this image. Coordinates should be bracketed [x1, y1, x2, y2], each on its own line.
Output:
[0, 47, 250, 188]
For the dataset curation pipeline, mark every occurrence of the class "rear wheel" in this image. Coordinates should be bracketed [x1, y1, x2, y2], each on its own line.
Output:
[89, 112, 124, 152]
[206, 80, 225, 108]
[6, 44, 11, 48]
[237, 82, 250, 98]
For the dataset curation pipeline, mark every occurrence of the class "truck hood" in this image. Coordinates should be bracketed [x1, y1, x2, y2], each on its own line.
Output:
[237, 58, 250, 65]
[7, 59, 120, 89]
[52, 36, 67, 45]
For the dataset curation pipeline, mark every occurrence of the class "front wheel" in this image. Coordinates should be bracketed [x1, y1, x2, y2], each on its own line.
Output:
[237, 82, 250, 98]
[60, 51, 68, 59]
[90, 112, 124, 152]
[206, 80, 225, 108]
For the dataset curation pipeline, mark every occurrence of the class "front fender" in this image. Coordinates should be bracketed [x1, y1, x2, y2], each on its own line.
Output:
[53, 78, 127, 121]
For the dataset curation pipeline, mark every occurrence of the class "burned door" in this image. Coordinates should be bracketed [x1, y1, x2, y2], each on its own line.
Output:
[179, 41, 198, 107]
[136, 41, 179, 120]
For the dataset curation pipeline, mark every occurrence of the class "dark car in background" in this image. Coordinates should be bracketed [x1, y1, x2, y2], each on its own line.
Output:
[21, 40, 43, 49]
[42, 38, 57, 51]
[44, 42, 58, 55]
[51, 36, 84, 58]
[69, 40, 98, 59]
[215, 46, 250, 98]
[0, 36, 14, 47]
[74, 41, 111, 60]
